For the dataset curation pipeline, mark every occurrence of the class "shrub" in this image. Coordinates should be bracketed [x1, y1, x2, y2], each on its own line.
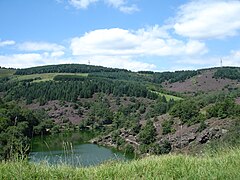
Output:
[162, 119, 174, 135]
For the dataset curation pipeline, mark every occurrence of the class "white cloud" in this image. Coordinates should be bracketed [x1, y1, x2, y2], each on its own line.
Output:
[50, 51, 65, 57]
[68, 0, 139, 13]
[105, 0, 125, 8]
[176, 57, 219, 66]
[69, 0, 98, 9]
[18, 42, 65, 52]
[75, 55, 156, 71]
[70, 26, 207, 57]
[185, 40, 207, 55]
[0, 53, 43, 68]
[0, 53, 156, 71]
[176, 49, 240, 67]
[0, 53, 72, 68]
[119, 4, 139, 14]
[174, 0, 240, 39]
[0, 40, 15, 47]
[105, 0, 139, 13]
[222, 50, 240, 67]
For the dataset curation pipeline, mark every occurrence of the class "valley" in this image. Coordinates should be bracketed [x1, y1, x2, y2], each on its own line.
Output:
[1, 64, 240, 158]
[1, 64, 240, 179]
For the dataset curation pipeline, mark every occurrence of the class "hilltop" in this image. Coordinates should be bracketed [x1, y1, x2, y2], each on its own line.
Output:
[0, 64, 240, 158]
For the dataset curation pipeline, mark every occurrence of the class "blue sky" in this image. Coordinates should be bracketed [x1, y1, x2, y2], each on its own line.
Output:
[0, 0, 240, 71]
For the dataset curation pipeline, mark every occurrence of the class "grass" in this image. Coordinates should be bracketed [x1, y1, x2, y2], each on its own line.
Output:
[0, 68, 15, 78]
[11, 73, 88, 82]
[1, 148, 240, 179]
[150, 90, 183, 101]
[157, 92, 183, 101]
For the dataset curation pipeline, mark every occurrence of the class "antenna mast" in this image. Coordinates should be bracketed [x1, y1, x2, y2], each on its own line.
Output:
[220, 58, 223, 67]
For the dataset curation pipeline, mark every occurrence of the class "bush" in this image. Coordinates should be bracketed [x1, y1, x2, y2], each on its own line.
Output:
[124, 144, 135, 153]
[162, 119, 174, 135]
[138, 120, 156, 145]
[150, 141, 171, 155]
[207, 98, 240, 119]
[197, 121, 208, 132]
[170, 100, 200, 124]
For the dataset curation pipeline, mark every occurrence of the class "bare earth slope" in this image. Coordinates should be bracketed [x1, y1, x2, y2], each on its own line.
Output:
[163, 69, 240, 93]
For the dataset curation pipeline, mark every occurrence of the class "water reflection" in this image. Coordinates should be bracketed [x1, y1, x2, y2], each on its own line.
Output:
[29, 132, 133, 167]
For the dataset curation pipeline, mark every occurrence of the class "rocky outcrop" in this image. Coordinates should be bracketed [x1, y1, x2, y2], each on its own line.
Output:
[197, 127, 228, 144]
[161, 119, 231, 150]
[162, 130, 197, 149]
[91, 128, 139, 149]
[92, 117, 233, 153]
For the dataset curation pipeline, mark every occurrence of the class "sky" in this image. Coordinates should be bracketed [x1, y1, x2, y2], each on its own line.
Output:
[0, 0, 240, 71]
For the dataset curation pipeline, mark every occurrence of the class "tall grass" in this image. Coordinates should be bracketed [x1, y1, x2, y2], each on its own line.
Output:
[1, 147, 240, 179]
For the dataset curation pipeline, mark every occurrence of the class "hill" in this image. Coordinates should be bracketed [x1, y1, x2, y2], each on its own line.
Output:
[163, 68, 240, 93]
[0, 64, 240, 158]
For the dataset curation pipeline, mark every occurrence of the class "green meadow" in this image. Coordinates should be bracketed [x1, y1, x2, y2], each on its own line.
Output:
[150, 90, 183, 101]
[0, 69, 15, 78]
[11, 73, 88, 82]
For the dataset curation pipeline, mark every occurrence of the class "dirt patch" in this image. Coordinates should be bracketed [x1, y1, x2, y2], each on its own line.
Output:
[25, 100, 83, 125]
[163, 70, 239, 93]
[25, 94, 154, 125]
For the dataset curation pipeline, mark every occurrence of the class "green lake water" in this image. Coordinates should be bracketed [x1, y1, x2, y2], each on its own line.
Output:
[29, 131, 133, 167]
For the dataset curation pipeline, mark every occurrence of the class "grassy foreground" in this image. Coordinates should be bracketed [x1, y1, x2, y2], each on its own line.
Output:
[1, 148, 240, 179]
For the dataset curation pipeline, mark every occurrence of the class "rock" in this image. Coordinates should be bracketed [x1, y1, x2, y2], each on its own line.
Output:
[222, 129, 228, 134]
[197, 127, 222, 144]
[167, 132, 196, 149]
[174, 141, 189, 148]
[187, 133, 196, 143]
[103, 135, 111, 140]
[197, 133, 209, 144]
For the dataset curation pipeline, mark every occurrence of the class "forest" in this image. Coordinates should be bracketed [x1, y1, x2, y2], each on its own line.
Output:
[0, 99, 53, 160]
[14, 64, 128, 75]
[213, 67, 240, 80]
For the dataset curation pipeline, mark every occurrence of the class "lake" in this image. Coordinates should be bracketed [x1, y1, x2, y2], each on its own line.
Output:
[29, 131, 134, 167]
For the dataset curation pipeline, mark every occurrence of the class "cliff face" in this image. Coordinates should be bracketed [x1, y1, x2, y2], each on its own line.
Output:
[92, 115, 233, 154]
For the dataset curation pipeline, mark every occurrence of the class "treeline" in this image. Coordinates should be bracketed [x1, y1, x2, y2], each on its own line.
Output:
[15, 64, 199, 84]
[14, 64, 128, 75]
[214, 67, 240, 80]
[88, 71, 153, 83]
[89, 70, 199, 84]
[5, 78, 158, 104]
[54, 75, 88, 81]
[0, 99, 53, 160]
[152, 70, 199, 83]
